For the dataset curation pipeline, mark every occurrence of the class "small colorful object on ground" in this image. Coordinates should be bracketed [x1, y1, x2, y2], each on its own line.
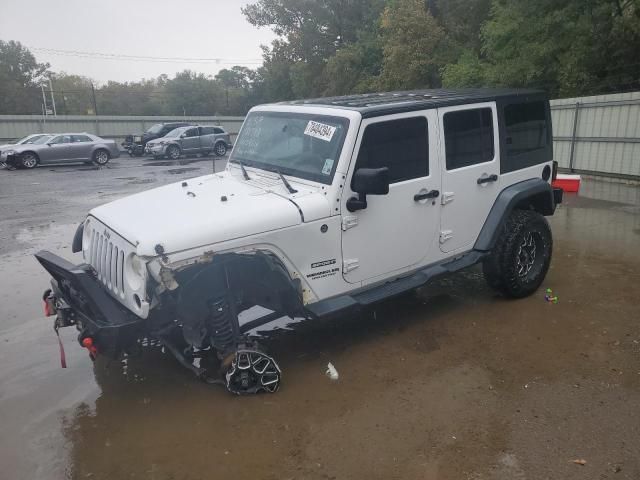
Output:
[544, 288, 559, 303]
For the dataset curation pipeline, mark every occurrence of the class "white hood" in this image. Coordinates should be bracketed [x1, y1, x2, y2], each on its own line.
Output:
[89, 170, 330, 256]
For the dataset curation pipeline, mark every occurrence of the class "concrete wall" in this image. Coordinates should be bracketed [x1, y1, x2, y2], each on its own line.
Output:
[0, 115, 246, 146]
[550, 92, 640, 178]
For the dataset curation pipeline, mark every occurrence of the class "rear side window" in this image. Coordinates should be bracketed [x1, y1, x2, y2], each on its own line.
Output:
[355, 117, 428, 184]
[200, 127, 215, 135]
[72, 135, 91, 143]
[213, 127, 225, 134]
[504, 101, 548, 156]
[444, 108, 494, 170]
[50, 135, 72, 144]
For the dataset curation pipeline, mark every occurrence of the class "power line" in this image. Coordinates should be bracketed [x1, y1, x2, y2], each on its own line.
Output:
[29, 46, 264, 65]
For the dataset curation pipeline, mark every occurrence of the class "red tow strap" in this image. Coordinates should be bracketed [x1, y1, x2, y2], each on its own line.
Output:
[55, 327, 67, 368]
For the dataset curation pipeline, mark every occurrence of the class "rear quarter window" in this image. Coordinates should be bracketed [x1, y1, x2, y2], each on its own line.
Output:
[501, 99, 552, 173]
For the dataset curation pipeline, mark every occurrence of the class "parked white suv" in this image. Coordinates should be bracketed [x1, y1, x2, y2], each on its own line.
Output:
[37, 89, 563, 394]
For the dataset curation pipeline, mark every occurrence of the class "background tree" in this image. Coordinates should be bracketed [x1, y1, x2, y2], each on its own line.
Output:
[378, 0, 446, 89]
[2, 0, 639, 115]
[0, 40, 50, 114]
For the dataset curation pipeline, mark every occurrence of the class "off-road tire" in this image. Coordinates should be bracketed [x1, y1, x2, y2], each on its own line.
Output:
[214, 142, 227, 157]
[21, 152, 39, 169]
[93, 149, 110, 166]
[166, 145, 181, 160]
[482, 209, 552, 298]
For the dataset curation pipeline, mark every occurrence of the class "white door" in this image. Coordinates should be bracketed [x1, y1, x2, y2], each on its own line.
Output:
[341, 111, 440, 284]
[438, 103, 500, 253]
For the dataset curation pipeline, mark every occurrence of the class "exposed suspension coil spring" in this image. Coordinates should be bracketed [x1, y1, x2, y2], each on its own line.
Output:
[208, 296, 236, 352]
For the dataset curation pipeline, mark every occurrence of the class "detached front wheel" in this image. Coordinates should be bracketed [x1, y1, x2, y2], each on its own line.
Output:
[482, 209, 552, 298]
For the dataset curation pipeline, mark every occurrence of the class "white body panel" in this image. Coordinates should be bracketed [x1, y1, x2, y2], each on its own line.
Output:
[437, 102, 501, 254]
[341, 110, 442, 284]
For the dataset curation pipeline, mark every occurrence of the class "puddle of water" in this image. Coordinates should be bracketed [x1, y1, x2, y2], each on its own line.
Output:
[126, 178, 156, 184]
[166, 167, 200, 174]
[145, 159, 209, 167]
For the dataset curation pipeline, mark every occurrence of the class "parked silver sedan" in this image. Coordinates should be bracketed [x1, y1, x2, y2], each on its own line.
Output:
[1, 133, 121, 169]
[0, 133, 53, 154]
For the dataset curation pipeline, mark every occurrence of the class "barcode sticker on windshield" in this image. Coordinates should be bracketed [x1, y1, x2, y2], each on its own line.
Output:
[304, 121, 336, 142]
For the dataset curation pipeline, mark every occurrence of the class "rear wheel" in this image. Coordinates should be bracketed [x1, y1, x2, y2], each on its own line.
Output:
[166, 145, 181, 160]
[482, 209, 552, 298]
[93, 149, 110, 166]
[21, 152, 39, 169]
[214, 142, 227, 157]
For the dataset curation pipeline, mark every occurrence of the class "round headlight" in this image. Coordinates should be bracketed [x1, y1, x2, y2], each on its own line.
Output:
[82, 218, 92, 253]
[125, 253, 145, 290]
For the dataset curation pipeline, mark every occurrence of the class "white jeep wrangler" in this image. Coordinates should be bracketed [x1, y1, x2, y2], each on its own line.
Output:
[37, 89, 563, 394]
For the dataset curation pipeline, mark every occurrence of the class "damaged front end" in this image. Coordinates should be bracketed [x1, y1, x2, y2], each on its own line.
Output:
[35, 247, 307, 395]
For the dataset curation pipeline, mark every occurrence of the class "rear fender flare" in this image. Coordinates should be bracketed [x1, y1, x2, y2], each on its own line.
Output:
[474, 178, 556, 252]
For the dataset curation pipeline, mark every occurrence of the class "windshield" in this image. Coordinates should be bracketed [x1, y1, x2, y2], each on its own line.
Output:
[230, 112, 349, 184]
[13, 135, 34, 144]
[146, 124, 163, 135]
[32, 135, 52, 144]
[164, 127, 186, 138]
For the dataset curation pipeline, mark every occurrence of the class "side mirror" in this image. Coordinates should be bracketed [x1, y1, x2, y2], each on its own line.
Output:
[347, 167, 389, 212]
[180, 133, 186, 138]
[46, 143, 53, 147]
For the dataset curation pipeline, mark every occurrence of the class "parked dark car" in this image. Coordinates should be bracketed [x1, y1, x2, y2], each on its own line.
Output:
[122, 122, 192, 156]
[145, 125, 232, 159]
[2, 133, 120, 169]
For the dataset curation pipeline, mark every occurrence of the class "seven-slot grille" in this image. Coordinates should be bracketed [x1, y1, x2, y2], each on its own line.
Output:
[84, 222, 132, 299]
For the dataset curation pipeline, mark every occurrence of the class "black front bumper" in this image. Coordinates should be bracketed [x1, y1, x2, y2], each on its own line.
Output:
[35, 250, 145, 357]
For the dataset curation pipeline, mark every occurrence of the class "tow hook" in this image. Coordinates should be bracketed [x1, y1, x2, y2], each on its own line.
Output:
[42, 289, 57, 317]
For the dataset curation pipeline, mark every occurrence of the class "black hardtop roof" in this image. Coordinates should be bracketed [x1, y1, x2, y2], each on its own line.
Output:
[276, 88, 547, 118]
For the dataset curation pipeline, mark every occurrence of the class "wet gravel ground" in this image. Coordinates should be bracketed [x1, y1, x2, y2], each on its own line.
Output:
[0, 161, 639, 480]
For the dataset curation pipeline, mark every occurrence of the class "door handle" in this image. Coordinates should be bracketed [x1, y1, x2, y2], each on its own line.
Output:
[414, 190, 439, 201]
[477, 174, 498, 185]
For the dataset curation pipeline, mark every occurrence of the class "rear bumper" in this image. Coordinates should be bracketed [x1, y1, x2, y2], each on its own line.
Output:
[35, 250, 145, 357]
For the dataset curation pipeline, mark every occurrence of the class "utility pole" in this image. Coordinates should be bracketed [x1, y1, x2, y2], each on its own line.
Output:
[48, 78, 57, 116]
[41, 84, 48, 115]
[90, 83, 99, 115]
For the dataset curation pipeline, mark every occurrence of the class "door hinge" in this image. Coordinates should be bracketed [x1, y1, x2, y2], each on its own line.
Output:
[441, 192, 455, 205]
[439, 230, 453, 243]
[343, 259, 359, 273]
[341, 215, 358, 231]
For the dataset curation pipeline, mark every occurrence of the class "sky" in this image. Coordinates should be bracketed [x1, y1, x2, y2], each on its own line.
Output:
[0, 0, 276, 84]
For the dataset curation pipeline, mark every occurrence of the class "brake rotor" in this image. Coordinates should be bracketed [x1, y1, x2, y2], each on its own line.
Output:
[225, 349, 282, 395]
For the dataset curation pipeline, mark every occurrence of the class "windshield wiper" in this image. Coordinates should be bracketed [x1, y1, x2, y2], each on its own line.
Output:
[233, 160, 250, 180]
[275, 169, 297, 194]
